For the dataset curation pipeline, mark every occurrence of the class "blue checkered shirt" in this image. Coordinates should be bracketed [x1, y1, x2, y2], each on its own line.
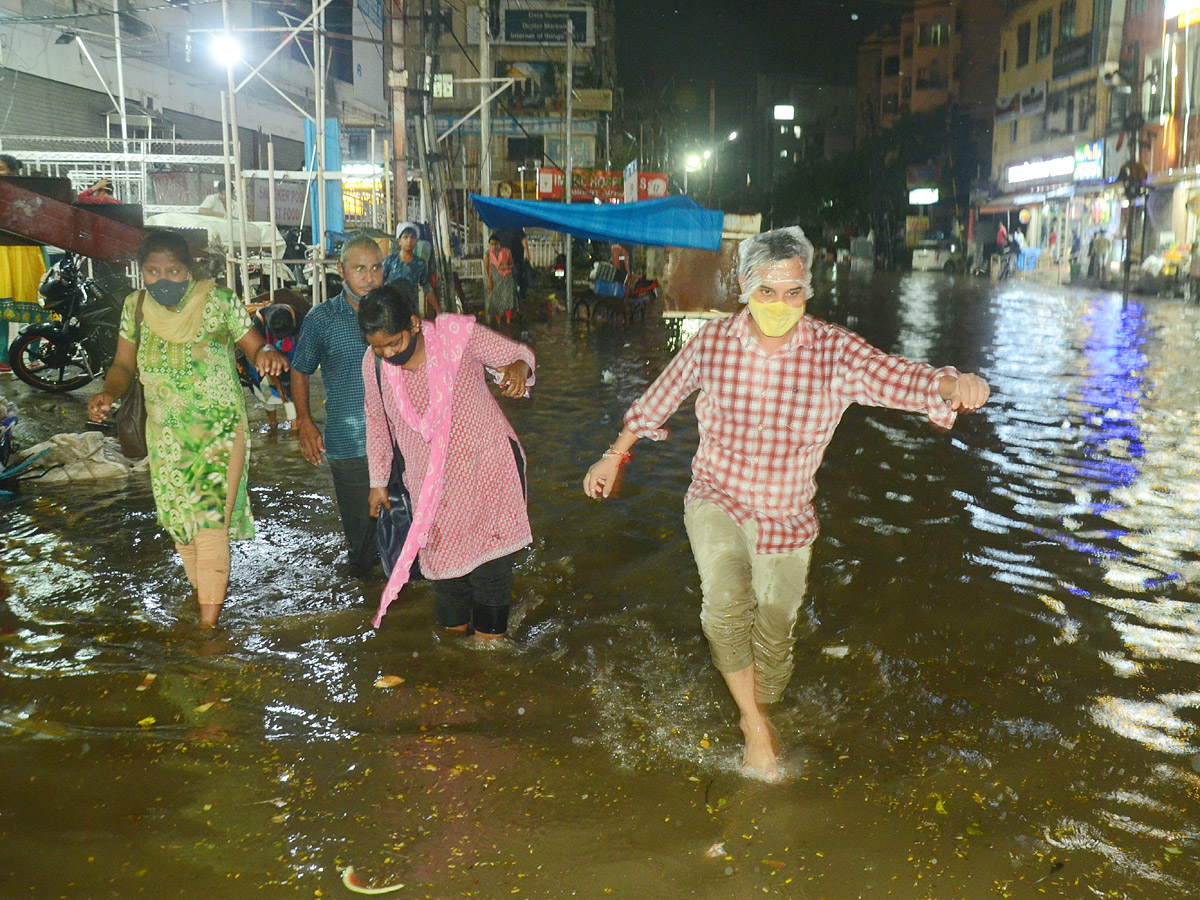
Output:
[291, 291, 369, 460]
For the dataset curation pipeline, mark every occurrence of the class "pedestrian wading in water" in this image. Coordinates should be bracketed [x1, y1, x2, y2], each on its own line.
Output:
[583, 226, 991, 782]
[360, 281, 535, 640]
[88, 230, 288, 626]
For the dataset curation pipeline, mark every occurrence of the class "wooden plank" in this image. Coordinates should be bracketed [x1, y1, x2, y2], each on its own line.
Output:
[0, 179, 144, 260]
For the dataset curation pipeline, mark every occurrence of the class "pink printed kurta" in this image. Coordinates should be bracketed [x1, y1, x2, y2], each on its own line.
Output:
[363, 326, 536, 580]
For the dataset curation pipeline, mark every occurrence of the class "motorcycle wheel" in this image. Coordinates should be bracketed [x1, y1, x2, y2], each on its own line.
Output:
[8, 331, 95, 393]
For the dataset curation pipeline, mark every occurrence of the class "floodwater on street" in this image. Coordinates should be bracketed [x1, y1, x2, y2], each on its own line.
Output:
[2, 269, 1199, 899]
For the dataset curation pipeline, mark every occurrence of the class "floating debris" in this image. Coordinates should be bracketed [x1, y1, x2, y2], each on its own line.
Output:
[374, 676, 405, 689]
[342, 866, 405, 894]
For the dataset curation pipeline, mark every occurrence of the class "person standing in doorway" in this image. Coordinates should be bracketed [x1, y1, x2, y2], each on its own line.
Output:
[583, 227, 990, 782]
[291, 234, 385, 577]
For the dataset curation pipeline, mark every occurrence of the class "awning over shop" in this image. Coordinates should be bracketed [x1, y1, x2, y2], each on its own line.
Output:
[979, 185, 1074, 214]
[469, 194, 724, 251]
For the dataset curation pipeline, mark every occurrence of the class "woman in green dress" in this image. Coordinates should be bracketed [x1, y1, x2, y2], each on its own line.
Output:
[88, 230, 287, 626]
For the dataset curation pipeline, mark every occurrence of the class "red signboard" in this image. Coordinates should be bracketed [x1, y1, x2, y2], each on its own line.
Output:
[538, 168, 668, 202]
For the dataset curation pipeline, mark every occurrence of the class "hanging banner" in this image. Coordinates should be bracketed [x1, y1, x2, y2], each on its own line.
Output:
[304, 118, 344, 250]
[539, 169, 669, 202]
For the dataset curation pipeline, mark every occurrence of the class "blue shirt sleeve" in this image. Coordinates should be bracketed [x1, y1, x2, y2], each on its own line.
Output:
[290, 306, 324, 375]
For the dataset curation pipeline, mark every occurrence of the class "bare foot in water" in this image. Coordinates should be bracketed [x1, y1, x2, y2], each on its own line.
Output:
[739, 715, 783, 782]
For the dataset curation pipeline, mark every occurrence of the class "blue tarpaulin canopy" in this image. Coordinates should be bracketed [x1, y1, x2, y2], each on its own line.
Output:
[470, 194, 724, 251]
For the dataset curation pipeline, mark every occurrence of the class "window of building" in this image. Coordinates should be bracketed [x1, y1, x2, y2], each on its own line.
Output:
[903, 35, 913, 58]
[918, 18, 952, 47]
[883, 93, 900, 115]
[1059, 0, 1076, 41]
[883, 55, 901, 76]
[1129, 0, 1145, 15]
[1017, 21, 1031, 67]
[1036, 11, 1053, 59]
[1002, 48, 1008, 72]
[916, 61, 948, 90]
[1011, 120, 1018, 143]
[902, 79, 912, 101]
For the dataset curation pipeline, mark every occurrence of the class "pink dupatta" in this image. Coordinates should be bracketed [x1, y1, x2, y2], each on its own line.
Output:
[373, 314, 475, 627]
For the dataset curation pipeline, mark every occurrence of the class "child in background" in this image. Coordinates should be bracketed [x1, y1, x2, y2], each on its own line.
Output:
[248, 298, 307, 429]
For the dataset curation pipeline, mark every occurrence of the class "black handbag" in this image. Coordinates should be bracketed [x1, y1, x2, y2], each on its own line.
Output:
[112, 292, 148, 460]
[374, 359, 422, 580]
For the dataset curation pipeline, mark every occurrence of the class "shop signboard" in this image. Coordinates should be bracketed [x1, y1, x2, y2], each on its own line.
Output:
[1008, 154, 1075, 185]
[905, 215, 930, 247]
[572, 89, 612, 112]
[502, 4, 593, 47]
[539, 168, 668, 202]
[1019, 82, 1047, 118]
[623, 159, 638, 203]
[906, 164, 940, 189]
[433, 115, 597, 136]
[637, 172, 669, 199]
[1052, 35, 1093, 81]
[1074, 141, 1103, 181]
[996, 91, 1020, 124]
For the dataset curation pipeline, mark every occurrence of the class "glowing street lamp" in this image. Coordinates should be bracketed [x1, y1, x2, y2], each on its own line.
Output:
[211, 33, 242, 67]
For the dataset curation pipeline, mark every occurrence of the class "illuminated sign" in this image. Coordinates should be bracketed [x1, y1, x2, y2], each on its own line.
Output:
[909, 187, 940, 205]
[1074, 141, 1103, 181]
[1166, 1, 1200, 25]
[1007, 154, 1075, 184]
[773, 105, 795, 121]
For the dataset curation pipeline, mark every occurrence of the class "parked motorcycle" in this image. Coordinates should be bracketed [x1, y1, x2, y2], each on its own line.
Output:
[7, 252, 121, 393]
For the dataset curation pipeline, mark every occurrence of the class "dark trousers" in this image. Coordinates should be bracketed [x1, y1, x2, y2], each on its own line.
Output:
[328, 456, 378, 574]
[433, 553, 517, 632]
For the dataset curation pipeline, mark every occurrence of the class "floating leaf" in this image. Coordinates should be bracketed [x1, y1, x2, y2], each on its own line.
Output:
[935, 799, 948, 815]
[193, 702, 214, 714]
[137, 716, 156, 727]
[135, 673, 157, 692]
[375, 676, 405, 689]
[342, 866, 405, 894]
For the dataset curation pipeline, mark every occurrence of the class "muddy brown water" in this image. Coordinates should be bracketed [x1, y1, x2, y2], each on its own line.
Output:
[2, 270, 1199, 898]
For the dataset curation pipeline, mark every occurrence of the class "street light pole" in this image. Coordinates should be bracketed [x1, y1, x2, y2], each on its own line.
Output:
[565, 18, 574, 321]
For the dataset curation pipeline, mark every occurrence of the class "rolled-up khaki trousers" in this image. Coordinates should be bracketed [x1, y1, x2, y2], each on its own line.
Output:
[684, 500, 813, 704]
[173, 424, 246, 607]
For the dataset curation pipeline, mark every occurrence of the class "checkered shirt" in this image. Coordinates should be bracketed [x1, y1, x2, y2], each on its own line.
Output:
[290, 291, 370, 460]
[625, 308, 960, 553]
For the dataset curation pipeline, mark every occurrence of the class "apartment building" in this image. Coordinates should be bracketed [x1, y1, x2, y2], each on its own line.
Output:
[429, 0, 619, 202]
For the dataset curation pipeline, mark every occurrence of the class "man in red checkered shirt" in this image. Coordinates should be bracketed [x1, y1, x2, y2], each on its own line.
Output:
[584, 227, 989, 782]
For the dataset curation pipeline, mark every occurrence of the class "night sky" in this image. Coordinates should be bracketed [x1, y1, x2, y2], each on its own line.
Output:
[614, 0, 903, 123]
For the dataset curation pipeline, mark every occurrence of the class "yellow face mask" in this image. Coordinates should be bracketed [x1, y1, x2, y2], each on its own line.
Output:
[748, 299, 804, 337]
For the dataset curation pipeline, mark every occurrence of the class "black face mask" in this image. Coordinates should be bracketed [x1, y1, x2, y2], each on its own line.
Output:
[382, 332, 418, 367]
[146, 278, 190, 307]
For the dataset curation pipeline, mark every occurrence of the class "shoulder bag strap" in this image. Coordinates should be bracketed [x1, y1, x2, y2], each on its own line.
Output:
[374, 356, 403, 474]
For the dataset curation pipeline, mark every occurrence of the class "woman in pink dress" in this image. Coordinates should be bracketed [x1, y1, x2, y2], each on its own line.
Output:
[360, 281, 535, 640]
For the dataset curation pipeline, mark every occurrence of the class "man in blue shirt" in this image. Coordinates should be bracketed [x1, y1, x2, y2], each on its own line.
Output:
[291, 234, 384, 576]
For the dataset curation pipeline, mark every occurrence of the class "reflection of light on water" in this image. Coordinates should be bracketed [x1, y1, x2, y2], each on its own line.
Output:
[892, 275, 939, 361]
[662, 311, 729, 353]
[1090, 695, 1198, 755]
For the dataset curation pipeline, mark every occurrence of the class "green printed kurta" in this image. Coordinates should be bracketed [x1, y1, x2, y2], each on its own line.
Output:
[120, 284, 254, 545]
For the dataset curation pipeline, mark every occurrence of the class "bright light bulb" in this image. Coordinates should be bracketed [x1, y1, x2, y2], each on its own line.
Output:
[703, 149, 712, 159]
[728, 131, 738, 141]
[686, 154, 702, 171]
[211, 33, 242, 66]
